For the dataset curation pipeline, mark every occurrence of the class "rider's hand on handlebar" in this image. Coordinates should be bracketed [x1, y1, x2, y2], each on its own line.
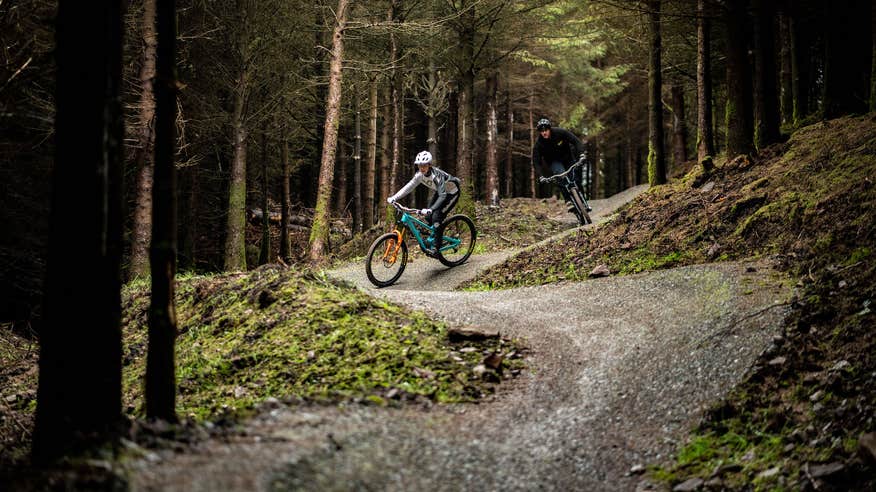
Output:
[420, 208, 432, 216]
[387, 197, 396, 204]
[539, 176, 549, 184]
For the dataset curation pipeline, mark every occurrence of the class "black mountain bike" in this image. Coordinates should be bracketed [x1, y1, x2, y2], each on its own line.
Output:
[540, 155, 593, 225]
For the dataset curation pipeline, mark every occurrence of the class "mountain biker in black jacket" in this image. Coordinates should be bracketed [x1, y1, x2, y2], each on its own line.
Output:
[532, 118, 588, 209]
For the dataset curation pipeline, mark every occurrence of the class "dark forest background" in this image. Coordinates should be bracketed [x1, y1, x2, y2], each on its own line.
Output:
[1, 0, 872, 338]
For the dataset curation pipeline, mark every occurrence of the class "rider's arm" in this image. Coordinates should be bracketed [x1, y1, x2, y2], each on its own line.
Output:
[564, 128, 586, 159]
[532, 142, 547, 178]
[388, 173, 422, 202]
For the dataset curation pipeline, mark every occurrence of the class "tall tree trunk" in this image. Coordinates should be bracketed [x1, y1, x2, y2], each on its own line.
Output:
[280, 136, 291, 261]
[753, 0, 780, 149]
[790, 3, 810, 123]
[224, 70, 249, 271]
[455, 1, 476, 215]
[353, 93, 363, 234]
[34, 0, 125, 464]
[670, 85, 688, 168]
[129, 0, 157, 279]
[779, 8, 794, 124]
[590, 137, 601, 198]
[528, 89, 536, 198]
[646, 0, 666, 186]
[365, 78, 378, 228]
[484, 72, 499, 207]
[871, 0, 876, 112]
[258, 128, 270, 266]
[309, 0, 349, 261]
[504, 85, 513, 198]
[389, 0, 403, 196]
[379, 83, 391, 219]
[626, 100, 636, 188]
[696, 0, 715, 168]
[725, 0, 754, 157]
[146, 0, 178, 423]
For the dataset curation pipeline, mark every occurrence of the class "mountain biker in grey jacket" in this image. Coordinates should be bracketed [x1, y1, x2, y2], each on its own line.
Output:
[532, 118, 587, 206]
[387, 150, 460, 227]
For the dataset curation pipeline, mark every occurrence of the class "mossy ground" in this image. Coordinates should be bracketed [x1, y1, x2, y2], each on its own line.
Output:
[0, 266, 524, 470]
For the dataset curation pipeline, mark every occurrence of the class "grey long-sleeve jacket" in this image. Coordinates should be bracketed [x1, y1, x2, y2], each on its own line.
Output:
[389, 167, 460, 211]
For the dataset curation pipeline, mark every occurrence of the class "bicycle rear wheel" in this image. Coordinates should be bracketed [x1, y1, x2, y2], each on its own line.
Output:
[569, 186, 592, 225]
[365, 233, 408, 287]
[435, 215, 476, 267]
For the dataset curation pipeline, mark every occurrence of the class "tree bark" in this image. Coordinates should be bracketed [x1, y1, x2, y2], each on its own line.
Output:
[646, 0, 666, 186]
[308, 0, 349, 261]
[670, 84, 687, 168]
[822, 0, 870, 119]
[34, 0, 125, 464]
[258, 127, 270, 266]
[725, 0, 754, 157]
[778, 8, 794, 124]
[146, 0, 178, 423]
[753, 0, 780, 149]
[353, 93, 363, 234]
[224, 69, 249, 271]
[455, 1, 476, 215]
[504, 85, 513, 198]
[872, 0, 876, 112]
[129, 0, 157, 279]
[379, 83, 391, 219]
[280, 136, 291, 261]
[696, 0, 715, 167]
[484, 72, 499, 206]
[365, 78, 378, 228]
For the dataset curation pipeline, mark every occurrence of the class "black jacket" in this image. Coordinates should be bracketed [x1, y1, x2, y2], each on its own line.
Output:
[532, 127, 585, 176]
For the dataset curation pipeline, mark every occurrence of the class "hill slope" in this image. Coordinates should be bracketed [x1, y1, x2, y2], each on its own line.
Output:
[468, 114, 876, 489]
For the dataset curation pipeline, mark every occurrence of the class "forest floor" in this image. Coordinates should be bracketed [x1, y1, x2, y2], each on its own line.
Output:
[2, 114, 875, 491]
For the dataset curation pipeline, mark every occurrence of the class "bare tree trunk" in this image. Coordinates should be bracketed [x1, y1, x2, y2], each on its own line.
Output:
[528, 89, 535, 198]
[224, 69, 249, 271]
[779, 8, 794, 124]
[725, 0, 754, 157]
[379, 83, 391, 218]
[129, 0, 157, 279]
[365, 78, 378, 228]
[258, 127, 270, 266]
[484, 72, 499, 206]
[504, 85, 513, 198]
[34, 0, 125, 464]
[697, 0, 715, 168]
[670, 85, 688, 168]
[309, 0, 349, 261]
[871, 0, 876, 112]
[626, 101, 636, 188]
[146, 0, 178, 423]
[353, 93, 363, 234]
[753, 0, 780, 149]
[280, 136, 291, 261]
[646, 0, 666, 185]
[455, 1, 476, 215]
[389, 0, 403, 199]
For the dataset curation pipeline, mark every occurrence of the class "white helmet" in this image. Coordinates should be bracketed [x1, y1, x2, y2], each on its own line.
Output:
[414, 150, 433, 166]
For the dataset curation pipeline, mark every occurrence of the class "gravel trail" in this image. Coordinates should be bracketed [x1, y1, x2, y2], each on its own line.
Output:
[125, 185, 794, 491]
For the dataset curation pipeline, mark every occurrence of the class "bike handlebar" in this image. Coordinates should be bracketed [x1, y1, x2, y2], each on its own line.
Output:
[539, 154, 587, 184]
[390, 201, 426, 215]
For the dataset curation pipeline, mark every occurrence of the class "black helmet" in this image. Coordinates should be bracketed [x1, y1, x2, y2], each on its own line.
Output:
[536, 118, 551, 130]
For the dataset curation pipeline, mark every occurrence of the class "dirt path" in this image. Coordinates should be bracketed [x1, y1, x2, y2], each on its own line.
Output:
[124, 186, 794, 491]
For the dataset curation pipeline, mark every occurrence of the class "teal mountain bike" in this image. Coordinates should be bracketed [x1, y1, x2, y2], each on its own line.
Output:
[365, 202, 477, 287]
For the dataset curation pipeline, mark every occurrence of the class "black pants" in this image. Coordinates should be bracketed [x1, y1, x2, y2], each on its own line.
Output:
[428, 191, 459, 227]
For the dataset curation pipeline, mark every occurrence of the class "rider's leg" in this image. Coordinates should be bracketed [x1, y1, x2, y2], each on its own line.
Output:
[551, 161, 573, 204]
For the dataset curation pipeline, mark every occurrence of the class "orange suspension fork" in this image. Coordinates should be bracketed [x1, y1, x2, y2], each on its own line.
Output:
[383, 227, 405, 262]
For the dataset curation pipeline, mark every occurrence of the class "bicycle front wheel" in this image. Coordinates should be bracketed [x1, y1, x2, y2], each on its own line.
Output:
[569, 186, 592, 225]
[435, 215, 477, 267]
[365, 233, 408, 287]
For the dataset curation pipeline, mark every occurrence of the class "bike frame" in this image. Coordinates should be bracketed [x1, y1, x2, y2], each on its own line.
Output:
[541, 156, 592, 224]
[390, 203, 462, 255]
